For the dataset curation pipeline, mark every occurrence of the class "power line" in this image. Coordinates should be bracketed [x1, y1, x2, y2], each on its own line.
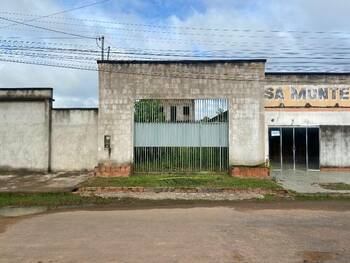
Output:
[0, 53, 348, 79]
[1, 42, 349, 69]
[3, 39, 350, 56]
[0, 16, 97, 39]
[1, 11, 350, 36]
[0, 41, 350, 71]
[0, 0, 111, 29]
[2, 17, 349, 41]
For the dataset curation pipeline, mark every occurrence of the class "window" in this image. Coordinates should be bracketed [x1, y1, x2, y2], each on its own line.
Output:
[183, 106, 190, 116]
[170, 106, 177, 122]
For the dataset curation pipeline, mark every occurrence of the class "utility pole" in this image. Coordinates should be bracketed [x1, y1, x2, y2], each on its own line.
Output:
[107, 46, 110, 60]
[100, 35, 105, 61]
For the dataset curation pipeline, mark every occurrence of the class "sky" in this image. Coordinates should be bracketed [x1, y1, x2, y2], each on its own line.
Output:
[0, 0, 349, 107]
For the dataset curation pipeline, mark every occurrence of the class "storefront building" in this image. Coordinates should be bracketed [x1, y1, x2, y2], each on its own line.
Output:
[265, 73, 350, 171]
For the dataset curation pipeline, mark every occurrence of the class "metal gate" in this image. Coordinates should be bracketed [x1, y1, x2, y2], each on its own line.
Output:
[134, 99, 229, 173]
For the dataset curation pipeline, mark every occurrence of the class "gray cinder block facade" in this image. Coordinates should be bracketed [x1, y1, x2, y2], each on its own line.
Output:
[97, 60, 267, 168]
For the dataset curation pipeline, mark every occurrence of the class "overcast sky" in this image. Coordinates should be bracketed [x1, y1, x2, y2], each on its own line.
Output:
[0, 0, 349, 107]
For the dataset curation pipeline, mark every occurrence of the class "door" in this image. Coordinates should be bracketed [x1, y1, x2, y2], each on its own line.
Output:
[269, 127, 320, 171]
[294, 128, 307, 170]
[307, 128, 320, 170]
[268, 128, 281, 170]
[281, 128, 294, 170]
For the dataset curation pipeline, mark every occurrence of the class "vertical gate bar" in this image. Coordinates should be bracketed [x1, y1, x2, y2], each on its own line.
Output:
[220, 147, 222, 172]
[318, 127, 320, 170]
[220, 99, 223, 171]
[157, 105, 160, 172]
[140, 103, 143, 172]
[306, 127, 309, 171]
[211, 147, 213, 171]
[166, 146, 169, 173]
[146, 146, 149, 173]
[280, 127, 283, 171]
[199, 108, 202, 171]
[168, 146, 170, 173]
[293, 128, 296, 171]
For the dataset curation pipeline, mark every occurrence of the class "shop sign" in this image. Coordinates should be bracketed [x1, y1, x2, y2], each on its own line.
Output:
[265, 85, 350, 107]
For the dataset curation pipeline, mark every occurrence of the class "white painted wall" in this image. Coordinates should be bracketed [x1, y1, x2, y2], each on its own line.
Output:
[321, 126, 350, 167]
[51, 109, 98, 171]
[265, 110, 350, 167]
[265, 110, 350, 127]
[0, 101, 49, 171]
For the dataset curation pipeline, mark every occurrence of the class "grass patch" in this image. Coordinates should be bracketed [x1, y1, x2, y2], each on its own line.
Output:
[0, 192, 115, 208]
[319, 183, 350, 191]
[294, 193, 350, 201]
[81, 173, 282, 190]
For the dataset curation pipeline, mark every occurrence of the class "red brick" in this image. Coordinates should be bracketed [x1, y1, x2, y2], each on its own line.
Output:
[230, 166, 269, 179]
[95, 164, 133, 177]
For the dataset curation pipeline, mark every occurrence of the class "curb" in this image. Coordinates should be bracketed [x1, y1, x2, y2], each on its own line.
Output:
[75, 187, 288, 196]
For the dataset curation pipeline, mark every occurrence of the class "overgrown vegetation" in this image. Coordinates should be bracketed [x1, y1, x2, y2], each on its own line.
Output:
[81, 173, 282, 190]
[294, 193, 350, 201]
[0, 193, 114, 208]
[134, 147, 229, 172]
[1, 192, 350, 209]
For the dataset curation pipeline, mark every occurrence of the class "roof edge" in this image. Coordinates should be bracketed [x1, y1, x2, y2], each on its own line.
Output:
[0, 87, 53, 90]
[53, 108, 98, 111]
[266, 72, 350, 76]
[97, 59, 267, 64]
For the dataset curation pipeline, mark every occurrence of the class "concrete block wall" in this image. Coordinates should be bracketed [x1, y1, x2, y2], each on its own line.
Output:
[321, 126, 350, 168]
[265, 72, 350, 85]
[97, 60, 267, 168]
[0, 89, 52, 172]
[51, 109, 98, 171]
[0, 88, 98, 172]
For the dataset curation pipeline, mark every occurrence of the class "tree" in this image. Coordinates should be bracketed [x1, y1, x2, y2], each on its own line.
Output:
[134, 100, 165, 122]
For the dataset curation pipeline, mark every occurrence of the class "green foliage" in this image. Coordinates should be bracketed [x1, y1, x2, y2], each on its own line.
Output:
[134, 147, 229, 172]
[294, 193, 350, 201]
[134, 100, 165, 122]
[0, 193, 113, 208]
[82, 174, 282, 190]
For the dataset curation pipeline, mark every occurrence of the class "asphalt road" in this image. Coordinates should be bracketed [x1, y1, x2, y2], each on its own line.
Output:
[1, 203, 350, 263]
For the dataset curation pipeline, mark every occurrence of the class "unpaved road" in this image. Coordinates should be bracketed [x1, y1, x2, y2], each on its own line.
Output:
[1, 203, 350, 263]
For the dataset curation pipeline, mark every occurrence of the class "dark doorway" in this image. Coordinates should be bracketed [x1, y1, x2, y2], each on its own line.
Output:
[307, 128, 320, 170]
[294, 128, 307, 170]
[269, 127, 320, 171]
[269, 128, 281, 170]
[282, 128, 294, 170]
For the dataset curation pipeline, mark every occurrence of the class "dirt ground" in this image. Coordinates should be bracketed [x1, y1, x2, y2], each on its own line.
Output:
[0, 171, 92, 192]
[1, 202, 350, 263]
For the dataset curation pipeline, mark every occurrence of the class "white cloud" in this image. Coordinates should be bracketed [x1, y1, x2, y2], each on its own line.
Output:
[0, 0, 349, 107]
